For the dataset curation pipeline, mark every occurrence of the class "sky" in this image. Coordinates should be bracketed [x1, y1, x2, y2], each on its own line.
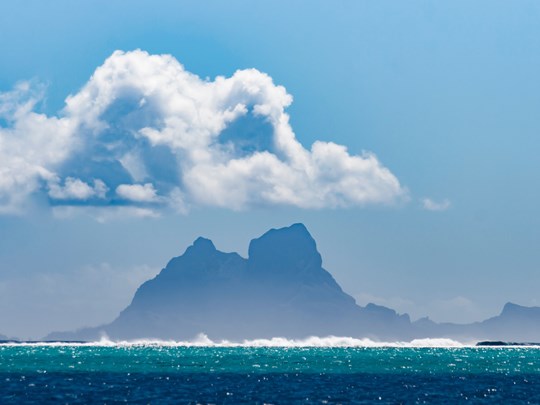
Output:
[0, 0, 539, 339]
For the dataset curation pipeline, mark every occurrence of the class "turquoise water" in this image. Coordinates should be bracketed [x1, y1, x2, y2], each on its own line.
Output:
[1, 344, 540, 403]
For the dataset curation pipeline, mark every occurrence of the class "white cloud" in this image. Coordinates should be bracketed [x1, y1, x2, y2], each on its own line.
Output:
[0, 82, 76, 213]
[422, 198, 451, 211]
[48, 177, 108, 200]
[116, 183, 158, 202]
[52, 206, 160, 223]
[0, 50, 407, 216]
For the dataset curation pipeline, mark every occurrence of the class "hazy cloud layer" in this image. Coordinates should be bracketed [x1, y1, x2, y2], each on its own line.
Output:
[0, 263, 159, 339]
[0, 50, 406, 216]
[354, 292, 487, 324]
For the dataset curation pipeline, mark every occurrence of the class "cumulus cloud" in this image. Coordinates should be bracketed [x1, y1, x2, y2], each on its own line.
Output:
[422, 198, 451, 211]
[0, 81, 75, 213]
[116, 183, 158, 202]
[0, 50, 407, 216]
[48, 177, 108, 200]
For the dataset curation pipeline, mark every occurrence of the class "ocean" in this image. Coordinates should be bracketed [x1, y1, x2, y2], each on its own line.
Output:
[1, 338, 539, 403]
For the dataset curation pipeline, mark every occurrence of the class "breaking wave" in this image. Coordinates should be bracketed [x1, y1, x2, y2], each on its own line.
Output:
[0, 334, 471, 348]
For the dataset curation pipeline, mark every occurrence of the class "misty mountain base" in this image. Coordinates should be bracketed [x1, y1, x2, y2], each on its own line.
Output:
[47, 224, 540, 342]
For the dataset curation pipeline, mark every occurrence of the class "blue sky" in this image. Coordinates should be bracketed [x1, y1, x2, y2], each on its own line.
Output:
[1, 0, 539, 338]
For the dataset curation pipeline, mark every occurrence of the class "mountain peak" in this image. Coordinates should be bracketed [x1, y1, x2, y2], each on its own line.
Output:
[248, 223, 314, 252]
[247, 223, 322, 278]
[500, 302, 540, 317]
[287, 222, 310, 232]
[188, 237, 216, 254]
[500, 302, 526, 316]
[502, 302, 520, 313]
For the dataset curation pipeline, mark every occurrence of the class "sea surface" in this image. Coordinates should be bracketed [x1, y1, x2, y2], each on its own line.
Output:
[1, 338, 540, 403]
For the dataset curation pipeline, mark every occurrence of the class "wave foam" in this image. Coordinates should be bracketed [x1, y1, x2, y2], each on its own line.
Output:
[0, 334, 470, 348]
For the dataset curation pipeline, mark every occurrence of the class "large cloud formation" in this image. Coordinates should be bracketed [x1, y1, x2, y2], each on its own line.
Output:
[0, 50, 406, 215]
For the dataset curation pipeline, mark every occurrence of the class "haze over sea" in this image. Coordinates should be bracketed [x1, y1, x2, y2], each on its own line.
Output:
[2, 339, 540, 403]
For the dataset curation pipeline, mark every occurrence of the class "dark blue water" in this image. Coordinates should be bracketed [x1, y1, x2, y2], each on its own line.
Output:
[1, 343, 539, 403]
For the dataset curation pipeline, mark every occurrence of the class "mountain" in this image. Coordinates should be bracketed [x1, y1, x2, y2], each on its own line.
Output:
[471, 302, 540, 341]
[45, 224, 540, 342]
[46, 223, 412, 341]
[412, 302, 540, 342]
[0, 333, 20, 342]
